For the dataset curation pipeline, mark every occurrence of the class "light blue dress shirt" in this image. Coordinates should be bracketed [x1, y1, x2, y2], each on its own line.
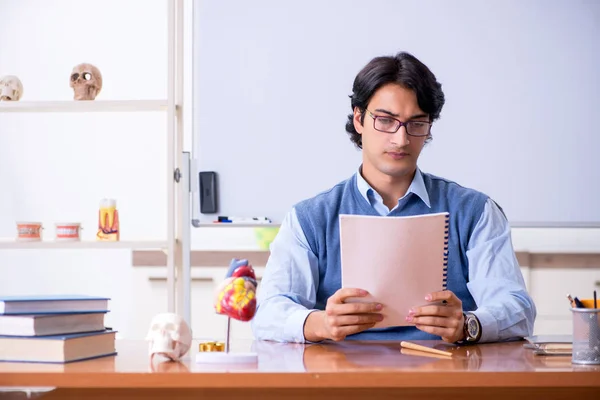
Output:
[252, 168, 536, 343]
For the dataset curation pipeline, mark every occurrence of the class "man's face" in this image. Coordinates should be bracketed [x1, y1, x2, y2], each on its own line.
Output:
[354, 83, 429, 180]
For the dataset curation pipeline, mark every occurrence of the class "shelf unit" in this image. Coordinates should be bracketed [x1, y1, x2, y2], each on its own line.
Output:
[0, 100, 168, 113]
[0, 0, 186, 319]
[0, 240, 168, 250]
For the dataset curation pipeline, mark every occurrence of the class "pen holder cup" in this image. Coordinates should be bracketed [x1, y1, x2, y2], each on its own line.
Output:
[571, 307, 600, 365]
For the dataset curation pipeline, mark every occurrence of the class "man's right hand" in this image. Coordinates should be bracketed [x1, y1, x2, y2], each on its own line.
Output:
[303, 288, 384, 342]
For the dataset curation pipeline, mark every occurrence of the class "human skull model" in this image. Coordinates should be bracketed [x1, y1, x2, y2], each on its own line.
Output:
[69, 63, 102, 100]
[146, 313, 192, 361]
[0, 75, 24, 101]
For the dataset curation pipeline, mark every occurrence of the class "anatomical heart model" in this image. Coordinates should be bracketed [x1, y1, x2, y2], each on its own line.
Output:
[0, 75, 24, 101]
[196, 258, 259, 364]
[214, 258, 257, 321]
[70, 63, 102, 100]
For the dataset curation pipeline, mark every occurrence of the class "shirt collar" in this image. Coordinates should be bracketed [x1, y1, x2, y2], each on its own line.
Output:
[356, 166, 431, 209]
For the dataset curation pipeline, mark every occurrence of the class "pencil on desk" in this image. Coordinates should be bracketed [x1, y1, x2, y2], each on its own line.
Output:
[401, 348, 453, 360]
[400, 341, 453, 357]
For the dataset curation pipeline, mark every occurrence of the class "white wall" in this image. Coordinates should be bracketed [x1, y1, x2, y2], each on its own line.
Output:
[0, 0, 265, 341]
[0, 0, 598, 341]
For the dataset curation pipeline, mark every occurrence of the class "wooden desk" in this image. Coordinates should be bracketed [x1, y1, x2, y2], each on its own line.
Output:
[0, 340, 599, 399]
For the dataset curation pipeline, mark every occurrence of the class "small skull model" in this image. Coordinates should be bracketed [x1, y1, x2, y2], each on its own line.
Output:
[69, 63, 102, 100]
[146, 313, 192, 362]
[0, 75, 24, 101]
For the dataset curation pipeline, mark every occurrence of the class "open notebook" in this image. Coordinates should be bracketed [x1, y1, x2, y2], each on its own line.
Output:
[340, 212, 449, 328]
[524, 335, 573, 356]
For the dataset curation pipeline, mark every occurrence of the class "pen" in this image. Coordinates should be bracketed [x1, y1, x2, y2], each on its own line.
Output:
[594, 290, 597, 309]
[573, 296, 585, 308]
[567, 294, 576, 308]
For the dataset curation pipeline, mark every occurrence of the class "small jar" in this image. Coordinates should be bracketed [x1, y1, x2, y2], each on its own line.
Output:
[16, 222, 43, 241]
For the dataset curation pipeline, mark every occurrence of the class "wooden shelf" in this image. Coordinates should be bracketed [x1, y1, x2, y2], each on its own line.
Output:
[130, 249, 600, 269]
[0, 240, 168, 250]
[0, 100, 168, 113]
[133, 249, 270, 266]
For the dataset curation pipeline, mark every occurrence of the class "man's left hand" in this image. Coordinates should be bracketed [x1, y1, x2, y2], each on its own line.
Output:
[406, 290, 464, 343]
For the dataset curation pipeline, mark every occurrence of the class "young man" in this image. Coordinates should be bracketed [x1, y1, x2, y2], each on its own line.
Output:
[251, 52, 536, 343]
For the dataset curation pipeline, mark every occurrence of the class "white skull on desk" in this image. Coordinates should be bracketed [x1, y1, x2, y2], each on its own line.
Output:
[0, 75, 24, 101]
[146, 313, 192, 361]
[69, 63, 102, 100]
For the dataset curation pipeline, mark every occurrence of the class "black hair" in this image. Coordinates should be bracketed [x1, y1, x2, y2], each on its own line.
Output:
[345, 52, 445, 148]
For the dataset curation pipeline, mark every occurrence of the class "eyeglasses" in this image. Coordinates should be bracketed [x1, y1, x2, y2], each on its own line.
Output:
[366, 110, 431, 137]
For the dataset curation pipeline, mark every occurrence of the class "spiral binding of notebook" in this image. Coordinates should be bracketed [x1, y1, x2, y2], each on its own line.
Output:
[442, 213, 450, 290]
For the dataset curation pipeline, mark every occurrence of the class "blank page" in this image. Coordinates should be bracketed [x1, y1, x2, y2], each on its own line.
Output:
[340, 212, 449, 328]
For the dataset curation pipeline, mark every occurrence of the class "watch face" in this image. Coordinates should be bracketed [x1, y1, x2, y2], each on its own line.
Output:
[467, 317, 479, 338]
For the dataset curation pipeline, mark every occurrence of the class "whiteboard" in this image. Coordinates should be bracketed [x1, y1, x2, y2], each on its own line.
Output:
[192, 0, 600, 227]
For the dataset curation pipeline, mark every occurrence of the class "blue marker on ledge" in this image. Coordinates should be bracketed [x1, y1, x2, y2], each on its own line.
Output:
[216, 216, 272, 224]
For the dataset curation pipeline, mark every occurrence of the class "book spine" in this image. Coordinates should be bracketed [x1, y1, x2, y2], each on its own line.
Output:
[442, 213, 449, 290]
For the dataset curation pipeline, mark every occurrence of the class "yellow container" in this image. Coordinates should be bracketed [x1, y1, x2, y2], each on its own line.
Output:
[254, 227, 280, 250]
[580, 299, 599, 309]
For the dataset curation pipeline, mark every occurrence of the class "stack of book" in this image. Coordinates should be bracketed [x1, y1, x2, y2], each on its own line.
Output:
[0, 294, 116, 363]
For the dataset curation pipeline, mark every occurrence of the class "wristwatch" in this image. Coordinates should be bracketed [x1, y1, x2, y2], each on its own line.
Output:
[462, 312, 482, 343]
